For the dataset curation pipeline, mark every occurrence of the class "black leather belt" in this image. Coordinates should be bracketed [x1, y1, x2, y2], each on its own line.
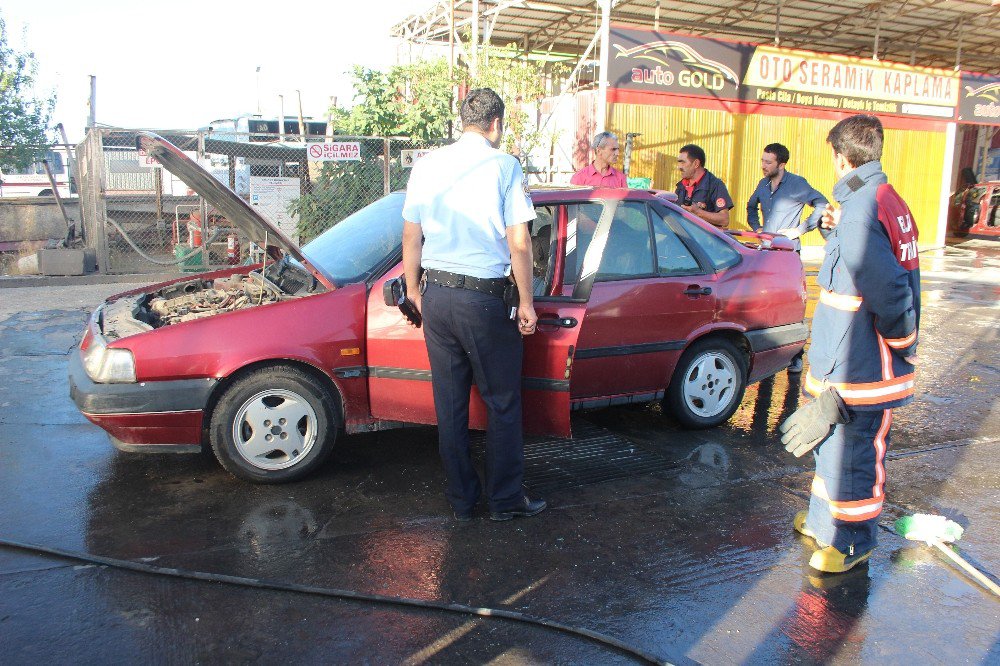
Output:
[424, 269, 507, 299]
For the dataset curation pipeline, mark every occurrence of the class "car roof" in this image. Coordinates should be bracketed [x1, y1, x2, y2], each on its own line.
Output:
[529, 186, 677, 204]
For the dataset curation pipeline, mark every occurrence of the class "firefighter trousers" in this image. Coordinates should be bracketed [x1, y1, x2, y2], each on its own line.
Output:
[806, 409, 892, 556]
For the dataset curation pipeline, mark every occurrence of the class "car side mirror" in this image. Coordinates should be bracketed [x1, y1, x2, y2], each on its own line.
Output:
[382, 277, 401, 306]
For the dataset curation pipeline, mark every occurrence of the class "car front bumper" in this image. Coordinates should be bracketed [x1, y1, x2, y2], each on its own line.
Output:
[69, 349, 218, 450]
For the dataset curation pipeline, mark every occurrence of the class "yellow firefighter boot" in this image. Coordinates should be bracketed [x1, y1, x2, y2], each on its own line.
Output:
[809, 545, 874, 573]
[793, 511, 829, 547]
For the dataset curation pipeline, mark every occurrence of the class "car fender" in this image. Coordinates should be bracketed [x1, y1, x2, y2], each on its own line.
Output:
[682, 322, 750, 354]
[203, 356, 348, 431]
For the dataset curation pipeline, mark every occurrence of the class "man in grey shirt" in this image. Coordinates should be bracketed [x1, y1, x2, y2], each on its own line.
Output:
[747, 143, 828, 372]
[747, 143, 828, 252]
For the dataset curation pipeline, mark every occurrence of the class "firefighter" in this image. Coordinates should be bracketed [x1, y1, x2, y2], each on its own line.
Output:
[779, 115, 920, 574]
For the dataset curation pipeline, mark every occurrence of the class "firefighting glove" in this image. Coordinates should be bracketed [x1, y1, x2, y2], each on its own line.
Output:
[779, 387, 851, 458]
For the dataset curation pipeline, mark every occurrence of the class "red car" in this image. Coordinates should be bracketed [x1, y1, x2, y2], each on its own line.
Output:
[954, 181, 1000, 237]
[69, 134, 807, 483]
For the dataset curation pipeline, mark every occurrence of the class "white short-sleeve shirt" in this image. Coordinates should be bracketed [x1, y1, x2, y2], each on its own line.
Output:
[402, 132, 536, 279]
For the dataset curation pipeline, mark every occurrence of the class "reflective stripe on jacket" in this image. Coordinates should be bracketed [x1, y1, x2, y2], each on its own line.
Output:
[805, 161, 920, 411]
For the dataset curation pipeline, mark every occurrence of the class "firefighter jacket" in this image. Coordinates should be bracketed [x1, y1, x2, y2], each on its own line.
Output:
[805, 161, 920, 411]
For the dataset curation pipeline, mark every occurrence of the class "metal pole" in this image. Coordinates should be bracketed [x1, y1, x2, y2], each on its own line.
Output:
[472, 0, 480, 78]
[55, 123, 78, 196]
[197, 131, 208, 263]
[597, 0, 611, 134]
[154, 167, 163, 229]
[297, 90, 307, 142]
[955, 19, 964, 71]
[93, 130, 110, 273]
[42, 159, 74, 239]
[383, 138, 391, 196]
[448, 0, 455, 140]
[654, 0, 660, 31]
[872, 8, 881, 61]
[87, 75, 96, 128]
[279, 95, 285, 139]
[774, 0, 782, 46]
[623, 133, 641, 179]
[256, 66, 262, 114]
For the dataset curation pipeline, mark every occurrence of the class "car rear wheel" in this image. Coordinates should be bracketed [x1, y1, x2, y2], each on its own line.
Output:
[665, 338, 747, 429]
[210, 366, 336, 483]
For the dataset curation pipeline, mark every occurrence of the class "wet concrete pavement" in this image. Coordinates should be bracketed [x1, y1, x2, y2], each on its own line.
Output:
[1, 242, 998, 664]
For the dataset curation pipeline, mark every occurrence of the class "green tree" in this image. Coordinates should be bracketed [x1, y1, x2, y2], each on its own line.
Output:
[294, 60, 455, 241]
[468, 44, 561, 159]
[334, 59, 454, 140]
[292, 52, 559, 241]
[0, 15, 54, 170]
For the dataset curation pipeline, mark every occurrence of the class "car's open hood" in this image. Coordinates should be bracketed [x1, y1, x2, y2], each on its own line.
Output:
[136, 132, 335, 289]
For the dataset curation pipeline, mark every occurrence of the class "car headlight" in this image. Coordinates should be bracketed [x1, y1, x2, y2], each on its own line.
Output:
[83, 336, 136, 383]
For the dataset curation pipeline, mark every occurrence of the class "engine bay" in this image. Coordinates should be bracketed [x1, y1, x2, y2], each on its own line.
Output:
[101, 260, 321, 340]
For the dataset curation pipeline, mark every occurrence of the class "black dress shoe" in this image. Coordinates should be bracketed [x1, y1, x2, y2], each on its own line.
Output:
[453, 509, 474, 522]
[489, 496, 547, 521]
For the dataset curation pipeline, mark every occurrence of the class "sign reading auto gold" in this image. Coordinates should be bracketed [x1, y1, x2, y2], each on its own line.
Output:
[958, 73, 1000, 125]
[608, 28, 751, 101]
[745, 46, 958, 118]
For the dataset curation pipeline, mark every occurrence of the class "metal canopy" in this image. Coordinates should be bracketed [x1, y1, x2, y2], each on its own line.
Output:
[392, 0, 1000, 74]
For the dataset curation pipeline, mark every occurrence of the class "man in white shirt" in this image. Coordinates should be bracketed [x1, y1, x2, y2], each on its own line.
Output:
[402, 88, 546, 522]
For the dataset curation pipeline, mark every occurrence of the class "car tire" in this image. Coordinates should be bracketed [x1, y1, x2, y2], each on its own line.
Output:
[209, 366, 337, 483]
[665, 338, 747, 429]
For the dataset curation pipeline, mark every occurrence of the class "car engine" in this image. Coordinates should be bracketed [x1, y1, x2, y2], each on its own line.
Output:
[101, 272, 289, 340]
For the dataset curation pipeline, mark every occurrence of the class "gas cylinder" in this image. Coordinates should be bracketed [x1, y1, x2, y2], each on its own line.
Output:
[187, 212, 203, 248]
[226, 233, 240, 264]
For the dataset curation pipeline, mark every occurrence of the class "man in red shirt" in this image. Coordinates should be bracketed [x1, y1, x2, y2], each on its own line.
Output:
[570, 132, 627, 187]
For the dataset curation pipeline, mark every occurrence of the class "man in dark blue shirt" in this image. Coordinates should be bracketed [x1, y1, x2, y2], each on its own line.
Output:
[747, 143, 828, 251]
[747, 143, 828, 373]
[674, 144, 734, 229]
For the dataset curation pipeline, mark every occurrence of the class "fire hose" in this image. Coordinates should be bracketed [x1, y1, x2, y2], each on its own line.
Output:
[0, 537, 670, 665]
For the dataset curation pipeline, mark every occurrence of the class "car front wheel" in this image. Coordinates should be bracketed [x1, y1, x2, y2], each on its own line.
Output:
[665, 338, 747, 429]
[210, 366, 337, 483]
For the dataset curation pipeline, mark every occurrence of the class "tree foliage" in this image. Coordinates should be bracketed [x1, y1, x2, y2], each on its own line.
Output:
[334, 59, 454, 141]
[0, 15, 54, 170]
[293, 51, 559, 240]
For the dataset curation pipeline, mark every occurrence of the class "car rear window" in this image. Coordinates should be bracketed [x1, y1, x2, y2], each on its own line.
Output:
[597, 202, 655, 280]
[681, 218, 741, 271]
[650, 208, 701, 275]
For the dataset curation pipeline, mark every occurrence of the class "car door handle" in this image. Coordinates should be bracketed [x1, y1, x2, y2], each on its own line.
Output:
[684, 286, 712, 296]
[537, 317, 578, 328]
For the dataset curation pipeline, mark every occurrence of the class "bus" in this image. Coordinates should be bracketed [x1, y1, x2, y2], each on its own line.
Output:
[204, 116, 328, 195]
[0, 147, 74, 198]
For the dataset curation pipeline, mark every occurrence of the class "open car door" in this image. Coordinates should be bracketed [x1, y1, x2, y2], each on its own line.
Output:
[365, 199, 587, 439]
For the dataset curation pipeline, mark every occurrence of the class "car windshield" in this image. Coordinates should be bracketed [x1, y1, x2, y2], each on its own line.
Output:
[298, 192, 406, 284]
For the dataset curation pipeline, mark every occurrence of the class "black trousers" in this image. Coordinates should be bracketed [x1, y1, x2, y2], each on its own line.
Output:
[422, 282, 525, 513]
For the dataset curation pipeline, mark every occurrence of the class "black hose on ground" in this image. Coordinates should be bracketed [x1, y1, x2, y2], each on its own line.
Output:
[0, 537, 669, 666]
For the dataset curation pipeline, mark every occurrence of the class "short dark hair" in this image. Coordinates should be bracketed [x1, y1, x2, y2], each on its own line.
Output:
[826, 115, 883, 167]
[764, 142, 790, 165]
[679, 144, 706, 168]
[460, 88, 505, 132]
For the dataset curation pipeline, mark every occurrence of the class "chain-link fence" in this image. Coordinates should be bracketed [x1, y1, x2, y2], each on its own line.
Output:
[75, 128, 448, 274]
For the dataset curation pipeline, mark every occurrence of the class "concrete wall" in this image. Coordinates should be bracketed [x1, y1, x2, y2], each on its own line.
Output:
[0, 198, 81, 244]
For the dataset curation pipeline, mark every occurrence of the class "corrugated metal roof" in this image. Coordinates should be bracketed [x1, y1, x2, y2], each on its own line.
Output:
[392, 0, 999, 74]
